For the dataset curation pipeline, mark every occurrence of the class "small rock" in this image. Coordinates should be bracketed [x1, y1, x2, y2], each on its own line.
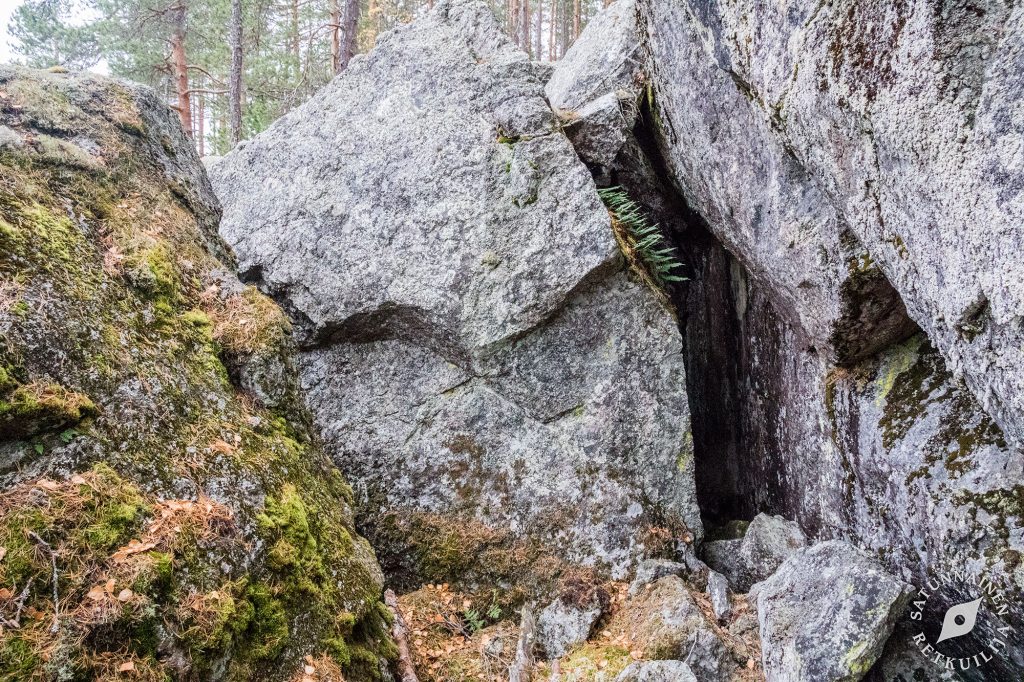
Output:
[738, 513, 807, 588]
[614, 660, 698, 682]
[757, 541, 912, 682]
[558, 91, 634, 168]
[628, 559, 687, 597]
[685, 628, 735, 682]
[626, 576, 710, 659]
[0, 125, 24, 149]
[537, 595, 602, 659]
[706, 570, 731, 622]
[701, 538, 743, 587]
[703, 513, 806, 592]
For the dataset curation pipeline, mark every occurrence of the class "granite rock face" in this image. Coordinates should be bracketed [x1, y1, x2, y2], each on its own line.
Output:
[756, 541, 911, 682]
[537, 594, 603, 659]
[641, 0, 1024, 443]
[565, 0, 1024, 676]
[0, 68, 388, 680]
[614, 661, 698, 682]
[211, 0, 700, 582]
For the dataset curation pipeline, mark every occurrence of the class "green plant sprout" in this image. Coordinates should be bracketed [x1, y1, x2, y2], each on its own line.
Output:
[598, 186, 688, 289]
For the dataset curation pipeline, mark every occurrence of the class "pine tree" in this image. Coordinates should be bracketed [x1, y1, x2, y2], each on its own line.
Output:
[8, 0, 100, 70]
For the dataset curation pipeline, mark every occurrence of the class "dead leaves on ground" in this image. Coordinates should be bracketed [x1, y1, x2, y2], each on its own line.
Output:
[290, 653, 346, 682]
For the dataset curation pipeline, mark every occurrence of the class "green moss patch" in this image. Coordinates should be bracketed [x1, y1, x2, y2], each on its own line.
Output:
[0, 381, 96, 440]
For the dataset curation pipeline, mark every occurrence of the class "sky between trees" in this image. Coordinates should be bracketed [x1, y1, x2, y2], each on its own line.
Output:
[4, 0, 605, 156]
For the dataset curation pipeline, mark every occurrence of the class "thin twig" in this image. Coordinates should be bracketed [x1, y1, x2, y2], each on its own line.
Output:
[509, 605, 536, 682]
[12, 577, 33, 626]
[0, 577, 33, 628]
[27, 531, 59, 634]
[384, 589, 420, 682]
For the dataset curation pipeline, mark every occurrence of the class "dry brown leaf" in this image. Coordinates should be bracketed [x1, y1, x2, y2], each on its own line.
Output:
[112, 538, 158, 562]
[118, 661, 135, 672]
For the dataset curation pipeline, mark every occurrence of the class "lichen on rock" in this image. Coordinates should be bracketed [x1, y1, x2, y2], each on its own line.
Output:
[0, 66, 391, 680]
[210, 0, 701, 595]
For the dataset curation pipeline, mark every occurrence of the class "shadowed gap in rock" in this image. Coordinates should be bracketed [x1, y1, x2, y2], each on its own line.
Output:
[610, 98, 922, 532]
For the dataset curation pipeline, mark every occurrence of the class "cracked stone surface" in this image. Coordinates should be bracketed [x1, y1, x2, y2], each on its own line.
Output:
[211, 0, 700, 579]
[640, 0, 1024, 447]
[755, 541, 912, 682]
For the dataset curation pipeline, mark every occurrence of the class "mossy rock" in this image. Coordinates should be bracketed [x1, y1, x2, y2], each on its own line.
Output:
[0, 67, 391, 681]
[0, 381, 96, 440]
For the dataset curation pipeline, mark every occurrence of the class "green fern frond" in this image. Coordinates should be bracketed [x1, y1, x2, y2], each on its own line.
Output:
[597, 186, 688, 290]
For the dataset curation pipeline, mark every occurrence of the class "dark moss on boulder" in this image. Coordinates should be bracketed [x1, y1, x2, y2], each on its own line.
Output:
[0, 67, 391, 681]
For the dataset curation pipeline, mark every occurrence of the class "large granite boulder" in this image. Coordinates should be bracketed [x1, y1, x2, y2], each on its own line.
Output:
[211, 0, 700, 584]
[539, 0, 1024, 675]
[641, 0, 1024, 442]
[755, 541, 911, 682]
[0, 68, 389, 680]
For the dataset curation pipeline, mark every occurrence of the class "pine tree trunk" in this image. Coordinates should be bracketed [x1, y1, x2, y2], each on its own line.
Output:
[330, 0, 341, 74]
[339, 0, 360, 71]
[170, 5, 192, 137]
[291, 0, 300, 77]
[573, 0, 580, 40]
[229, 0, 243, 145]
[197, 89, 205, 155]
[559, 0, 569, 55]
[548, 0, 555, 60]
[521, 0, 530, 54]
[534, 0, 542, 59]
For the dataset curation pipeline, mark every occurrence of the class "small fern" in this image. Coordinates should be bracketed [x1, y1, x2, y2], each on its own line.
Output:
[597, 187, 687, 289]
[463, 608, 486, 634]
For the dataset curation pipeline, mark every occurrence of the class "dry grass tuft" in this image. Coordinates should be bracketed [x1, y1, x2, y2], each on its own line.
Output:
[398, 584, 517, 682]
[290, 653, 347, 682]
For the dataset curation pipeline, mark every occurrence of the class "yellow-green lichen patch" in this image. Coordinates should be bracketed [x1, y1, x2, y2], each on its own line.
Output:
[254, 481, 395, 680]
[872, 334, 925, 408]
[0, 198, 99, 290]
[560, 643, 633, 681]
[870, 334, 1007, 473]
